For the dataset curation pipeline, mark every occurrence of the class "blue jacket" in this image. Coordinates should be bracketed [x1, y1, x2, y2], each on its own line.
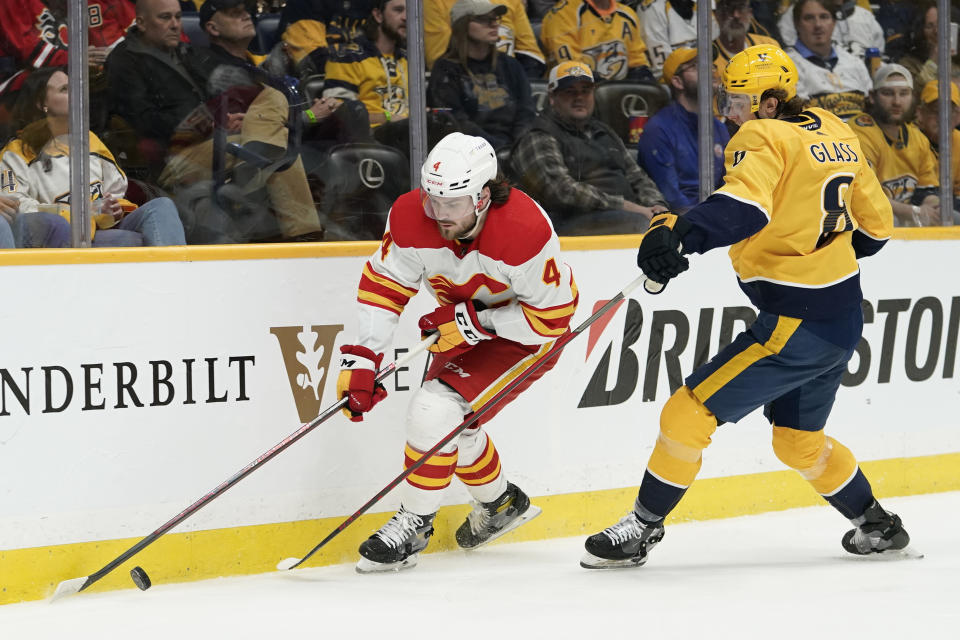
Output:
[637, 101, 730, 211]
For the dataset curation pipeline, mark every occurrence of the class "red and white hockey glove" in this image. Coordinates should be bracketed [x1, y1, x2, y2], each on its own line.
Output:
[336, 345, 388, 422]
[418, 300, 495, 357]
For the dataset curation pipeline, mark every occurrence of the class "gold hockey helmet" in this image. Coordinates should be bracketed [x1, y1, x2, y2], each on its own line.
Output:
[718, 44, 798, 117]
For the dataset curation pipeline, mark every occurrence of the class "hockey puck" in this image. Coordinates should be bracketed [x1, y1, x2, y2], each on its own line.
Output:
[130, 566, 152, 591]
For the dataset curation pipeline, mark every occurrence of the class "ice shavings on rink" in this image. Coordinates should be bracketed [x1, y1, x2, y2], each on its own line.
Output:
[2, 491, 957, 639]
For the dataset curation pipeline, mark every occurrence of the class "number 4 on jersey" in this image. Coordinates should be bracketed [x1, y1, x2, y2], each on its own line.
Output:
[542, 258, 561, 286]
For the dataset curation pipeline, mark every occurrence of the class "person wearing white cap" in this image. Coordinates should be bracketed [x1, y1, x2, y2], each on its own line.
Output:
[785, 0, 873, 120]
[426, 0, 537, 151]
[423, 0, 545, 78]
[849, 63, 942, 226]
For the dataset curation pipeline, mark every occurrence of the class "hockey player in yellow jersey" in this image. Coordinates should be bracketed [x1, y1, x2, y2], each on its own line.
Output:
[582, 45, 913, 569]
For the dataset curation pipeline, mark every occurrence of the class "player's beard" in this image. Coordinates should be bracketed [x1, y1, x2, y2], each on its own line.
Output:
[681, 77, 698, 102]
[436, 214, 478, 240]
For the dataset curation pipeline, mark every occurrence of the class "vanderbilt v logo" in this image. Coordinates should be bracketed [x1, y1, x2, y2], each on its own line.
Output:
[270, 324, 344, 422]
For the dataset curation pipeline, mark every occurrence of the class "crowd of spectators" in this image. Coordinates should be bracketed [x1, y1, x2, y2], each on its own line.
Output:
[0, 0, 957, 248]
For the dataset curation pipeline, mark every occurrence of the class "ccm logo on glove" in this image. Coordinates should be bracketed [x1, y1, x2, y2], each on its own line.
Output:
[336, 345, 388, 422]
[419, 300, 495, 356]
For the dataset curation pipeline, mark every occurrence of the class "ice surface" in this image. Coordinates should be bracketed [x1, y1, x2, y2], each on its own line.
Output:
[3, 492, 957, 639]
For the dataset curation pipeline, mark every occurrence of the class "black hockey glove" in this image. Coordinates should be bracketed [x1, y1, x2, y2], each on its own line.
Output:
[637, 212, 692, 286]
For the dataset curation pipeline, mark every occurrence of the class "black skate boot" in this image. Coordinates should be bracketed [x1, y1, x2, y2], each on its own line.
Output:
[581, 511, 665, 569]
[356, 507, 435, 573]
[841, 500, 910, 555]
[455, 482, 542, 549]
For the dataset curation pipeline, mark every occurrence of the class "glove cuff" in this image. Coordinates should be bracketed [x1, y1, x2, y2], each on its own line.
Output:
[339, 344, 383, 370]
[648, 212, 692, 238]
[457, 301, 496, 344]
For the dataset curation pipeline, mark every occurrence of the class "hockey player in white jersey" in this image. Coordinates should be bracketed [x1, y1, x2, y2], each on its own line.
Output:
[337, 133, 579, 572]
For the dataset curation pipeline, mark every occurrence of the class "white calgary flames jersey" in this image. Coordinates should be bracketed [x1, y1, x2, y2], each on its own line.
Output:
[355, 188, 579, 355]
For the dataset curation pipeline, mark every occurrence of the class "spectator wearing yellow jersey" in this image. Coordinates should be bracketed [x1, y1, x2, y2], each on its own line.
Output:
[276, 0, 374, 78]
[849, 64, 941, 226]
[323, 0, 458, 153]
[323, 0, 408, 129]
[541, 0, 655, 83]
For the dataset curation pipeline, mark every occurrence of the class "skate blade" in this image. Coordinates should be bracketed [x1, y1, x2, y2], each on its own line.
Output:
[460, 505, 543, 550]
[579, 550, 648, 570]
[355, 553, 420, 574]
[848, 545, 925, 561]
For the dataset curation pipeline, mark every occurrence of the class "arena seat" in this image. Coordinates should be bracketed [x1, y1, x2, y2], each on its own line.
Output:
[316, 143, 409, 240]
[302, 74, 326, 102]
[592, 83, 669, 145]
[180, 12, 209, 48]
[251, 13, 282, 55]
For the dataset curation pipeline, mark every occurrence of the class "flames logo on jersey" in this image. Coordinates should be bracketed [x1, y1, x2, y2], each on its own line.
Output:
[36, 8, 67, 51]
[583, 40, 628, 81]
[428, 273, 510, 306]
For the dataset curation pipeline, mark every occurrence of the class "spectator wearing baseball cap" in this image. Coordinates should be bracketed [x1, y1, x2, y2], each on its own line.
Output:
[426, 0, 536, 151]
[850, 63, 943, 226]
[915, 80, 960, 213]
[510, 60, 668, 235]
[199, 0, 249, 31]
[637, 48, 730, 212]
[424, 0, 545, 78]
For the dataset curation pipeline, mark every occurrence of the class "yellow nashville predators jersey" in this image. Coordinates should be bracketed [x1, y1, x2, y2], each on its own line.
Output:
[704, 108, 892, 318]
[849, 112, 939, 203]
[541, 0, 648, 81]
[424, 0, 544, 70]
[322, 38, 409, 125]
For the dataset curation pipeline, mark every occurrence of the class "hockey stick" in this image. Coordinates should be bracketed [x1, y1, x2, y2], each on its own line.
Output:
[277, 273, 659, 571]
[50, 334, 438, 602]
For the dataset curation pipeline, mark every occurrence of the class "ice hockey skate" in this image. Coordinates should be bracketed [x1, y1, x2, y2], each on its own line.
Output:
[842, 500, 922, 559]
[456, 483, 541, 550]
[580, 511, 665, 569]
[356, 507, 435, 573]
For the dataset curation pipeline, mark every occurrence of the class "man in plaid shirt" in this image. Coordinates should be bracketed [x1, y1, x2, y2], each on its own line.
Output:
[511, 61, 667, 235]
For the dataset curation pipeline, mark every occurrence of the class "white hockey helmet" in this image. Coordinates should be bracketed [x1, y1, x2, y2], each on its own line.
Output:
[420, 133, 498, 218]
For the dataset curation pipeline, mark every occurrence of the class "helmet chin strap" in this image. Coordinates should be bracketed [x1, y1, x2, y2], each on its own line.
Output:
[457, 195, 491, 240]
